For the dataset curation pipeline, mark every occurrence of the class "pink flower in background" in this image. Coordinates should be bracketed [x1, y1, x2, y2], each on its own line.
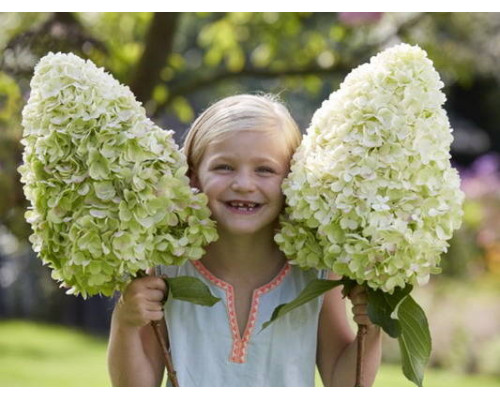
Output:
[461, 153, 500, 199]
[460, 153, 500, 265]
[339, 12, 384, 26]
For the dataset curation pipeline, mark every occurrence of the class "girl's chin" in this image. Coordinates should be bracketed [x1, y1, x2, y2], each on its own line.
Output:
[210, 205, 282, 237]
[217, 222, 277, 237]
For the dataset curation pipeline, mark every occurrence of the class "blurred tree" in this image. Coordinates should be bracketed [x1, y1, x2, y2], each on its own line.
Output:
[2, 13, 499, 124]
[0, 71, 30, 240]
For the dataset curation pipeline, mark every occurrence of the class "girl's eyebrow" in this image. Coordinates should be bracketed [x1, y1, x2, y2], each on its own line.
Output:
[208, 154, 282, 166]
[252, 157, 282, 166]
[208, 154, 233, 161]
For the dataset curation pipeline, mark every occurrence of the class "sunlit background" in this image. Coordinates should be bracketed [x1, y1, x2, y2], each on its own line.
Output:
[0, 12, 499, 387]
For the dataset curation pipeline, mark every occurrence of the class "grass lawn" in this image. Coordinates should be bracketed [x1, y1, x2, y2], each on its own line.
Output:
[0, 320, 110, 386]
[1, 319, 499, 387]
[373, 364, 500, 387]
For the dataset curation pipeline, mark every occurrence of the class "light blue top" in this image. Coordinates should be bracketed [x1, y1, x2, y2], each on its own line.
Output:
[156, 260, 326, 387]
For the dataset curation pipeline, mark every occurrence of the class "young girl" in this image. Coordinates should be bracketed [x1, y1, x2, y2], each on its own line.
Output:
[107, 94, 382, 387]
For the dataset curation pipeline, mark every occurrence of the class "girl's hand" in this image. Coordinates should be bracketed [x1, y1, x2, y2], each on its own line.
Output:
[114, 276, 167, 328]
[348, 285, 373, 327]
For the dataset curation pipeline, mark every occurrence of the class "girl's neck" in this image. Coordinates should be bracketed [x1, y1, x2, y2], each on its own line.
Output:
[200, 230, 286, 287]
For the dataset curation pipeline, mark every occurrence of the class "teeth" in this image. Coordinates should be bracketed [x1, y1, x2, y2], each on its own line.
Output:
[228, 201, 258, 209]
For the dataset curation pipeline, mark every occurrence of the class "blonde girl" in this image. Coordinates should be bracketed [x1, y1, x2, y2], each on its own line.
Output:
[107, 94, 381, 387]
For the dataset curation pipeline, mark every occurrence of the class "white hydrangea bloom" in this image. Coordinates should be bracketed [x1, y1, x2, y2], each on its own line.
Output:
[276, 44, 464, 293]
[19, 52, 218, 297]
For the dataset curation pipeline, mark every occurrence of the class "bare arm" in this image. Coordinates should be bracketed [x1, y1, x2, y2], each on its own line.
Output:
[316, 273, 382, 387]
[107, 276, 167, 386]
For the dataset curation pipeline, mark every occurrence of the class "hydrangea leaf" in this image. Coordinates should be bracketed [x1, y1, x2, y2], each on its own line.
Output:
[165, 276, 220, 307]
[366, 284, 412, 338]
[391, 294, 431, 387]
[261, 278, 348, 330]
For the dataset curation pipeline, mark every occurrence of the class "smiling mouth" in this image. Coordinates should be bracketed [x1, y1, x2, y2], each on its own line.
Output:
[225, 201, 262, 212]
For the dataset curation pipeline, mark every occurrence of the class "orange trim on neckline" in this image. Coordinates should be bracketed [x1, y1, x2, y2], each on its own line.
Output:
[191, 259, 291, 363]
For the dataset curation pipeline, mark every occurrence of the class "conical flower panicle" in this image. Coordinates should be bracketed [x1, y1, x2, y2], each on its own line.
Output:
[19, 52, 218, 297]
[276, 44, 464, 293]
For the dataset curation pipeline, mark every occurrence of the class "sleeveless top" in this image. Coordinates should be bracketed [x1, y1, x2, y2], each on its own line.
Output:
[156, 260, 327, 387]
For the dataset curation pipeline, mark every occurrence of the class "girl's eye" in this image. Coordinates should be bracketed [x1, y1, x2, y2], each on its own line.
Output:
[214, 164, 233, 171]
[257, 166, 275, 174]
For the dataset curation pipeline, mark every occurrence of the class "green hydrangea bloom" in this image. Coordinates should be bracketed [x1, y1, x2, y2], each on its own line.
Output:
[276, 44, 464, 293]
[19, 52, 218, 298]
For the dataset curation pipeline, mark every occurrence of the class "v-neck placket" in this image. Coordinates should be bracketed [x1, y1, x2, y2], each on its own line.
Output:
[192, 260, 291, 363]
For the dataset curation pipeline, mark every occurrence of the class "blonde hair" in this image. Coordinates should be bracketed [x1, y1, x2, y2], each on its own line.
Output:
[182, 94, 302, 177]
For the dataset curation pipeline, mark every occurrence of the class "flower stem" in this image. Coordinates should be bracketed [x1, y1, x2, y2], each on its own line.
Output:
[139, 269, 179, 386]
[150, 319, 179, 387]
[355, 323, 367, 387]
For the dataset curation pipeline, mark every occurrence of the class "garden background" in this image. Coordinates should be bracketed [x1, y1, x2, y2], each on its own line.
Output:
[0, 12, 499, 387]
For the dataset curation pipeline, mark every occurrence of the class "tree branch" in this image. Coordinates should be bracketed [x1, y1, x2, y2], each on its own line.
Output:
[151, 12, 429, 118]
[152, 62, 354, 118]
[3, 12, 107, 76]
[130, 12, 180, 104]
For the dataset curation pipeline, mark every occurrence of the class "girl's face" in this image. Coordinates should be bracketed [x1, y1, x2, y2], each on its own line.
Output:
[192, 130, 290, 238]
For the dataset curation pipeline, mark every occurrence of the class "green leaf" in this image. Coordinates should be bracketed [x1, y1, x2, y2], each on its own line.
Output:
[366, 285, 430, 386]
[261, 278, 346, 330]
[366, 285, 412, 338]
[164, 276, 220, 307]
[394, 295, 432, 387]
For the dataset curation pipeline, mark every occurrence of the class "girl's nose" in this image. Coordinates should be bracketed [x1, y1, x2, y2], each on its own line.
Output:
[230, 171, 256, 192]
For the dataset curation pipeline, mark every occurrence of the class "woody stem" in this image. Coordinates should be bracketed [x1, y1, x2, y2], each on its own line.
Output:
[137, 269, 179, 386]
[150, 319, 179, 387]
[355, 323, 367, 387]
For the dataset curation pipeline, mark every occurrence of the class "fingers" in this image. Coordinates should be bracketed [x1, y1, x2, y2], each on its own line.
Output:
[116, 276, 168, 328]
[348, 285, 373, 326]
[145, 298, 164, 311]
[145, 287, 166, 303]
[126, 276, 166, 295]
[142, 276, 168, 291]
[351, 304, 371, 326]
[347, 284, 366, 302]
[145, 309, 165, 323]
[118, 297, 165, 327]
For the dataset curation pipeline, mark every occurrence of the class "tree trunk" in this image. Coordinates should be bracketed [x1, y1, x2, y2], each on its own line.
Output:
[130, 12, 179, 105]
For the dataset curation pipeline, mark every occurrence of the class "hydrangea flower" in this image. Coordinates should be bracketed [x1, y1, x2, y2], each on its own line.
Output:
[276, 44, 464, 293]
[19, 52, 218, 297]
